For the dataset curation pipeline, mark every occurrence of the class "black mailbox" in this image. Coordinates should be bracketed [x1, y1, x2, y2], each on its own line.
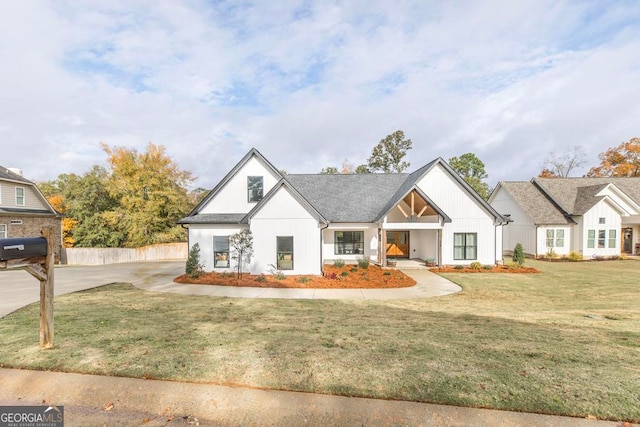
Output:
[0, 237, 47, 261]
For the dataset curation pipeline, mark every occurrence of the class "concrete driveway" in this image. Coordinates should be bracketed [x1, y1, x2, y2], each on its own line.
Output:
[0, 261, 461, 318]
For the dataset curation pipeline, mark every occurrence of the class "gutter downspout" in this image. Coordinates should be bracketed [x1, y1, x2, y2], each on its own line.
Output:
[320, 222, 329, 275]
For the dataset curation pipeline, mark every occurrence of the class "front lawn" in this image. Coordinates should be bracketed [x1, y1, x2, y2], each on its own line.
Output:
[0, 259, 638, 422]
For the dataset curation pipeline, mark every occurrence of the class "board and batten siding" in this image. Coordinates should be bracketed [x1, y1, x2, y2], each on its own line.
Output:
[417, 163, 500, 265]
[201, 156, 280, 214]
[489, 186, 537, 256]
[249, 186, 321, 275]
[581, 200, 622, 257]
[188, 224, 247, 272]
[322, 223, 379, 264]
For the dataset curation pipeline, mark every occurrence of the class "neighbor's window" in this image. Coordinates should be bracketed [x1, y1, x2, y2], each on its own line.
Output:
[598, 230, 606, 248]
[334, 231, 364, 255]
[277, 236, 293, 270]
[247, 176, 264, 202]
[547, 229, 565, 247]
[587, 230, 596, 248]
[0, 224, 6, 239]
[10, 220, 22, 225]
[15, 187, 25, 206]
[454, 232, 477, 260]
[213, 236, 230, 268]
[608, 229, 616, 249]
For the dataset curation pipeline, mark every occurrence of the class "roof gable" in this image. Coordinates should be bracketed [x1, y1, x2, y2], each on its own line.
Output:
[494, 181, 571, 225]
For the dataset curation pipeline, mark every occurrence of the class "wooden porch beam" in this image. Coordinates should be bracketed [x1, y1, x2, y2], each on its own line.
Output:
[417, 205, 428, 218]
[397, 205, 409, 218]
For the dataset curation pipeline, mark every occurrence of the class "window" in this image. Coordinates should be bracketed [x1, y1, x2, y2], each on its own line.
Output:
[247, 176, 263, 202]
[277, 236, 293, 270]
[608, 229, 616, 249]
[15, 187, 25, 206]
[334, 231, 364, 255]
[10, 220, 22, 225]
[213, 236, 230, 268]
[454, 233, 477, 260]
[587, 230, 595, 249]
[546, 229, 565, 248]
[0, 224, 6, 239]
[599, 217, 606, 224]
[598, 230, 606, 248]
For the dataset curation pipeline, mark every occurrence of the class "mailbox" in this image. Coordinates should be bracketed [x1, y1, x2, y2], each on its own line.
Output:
[0, 237, 47, 261]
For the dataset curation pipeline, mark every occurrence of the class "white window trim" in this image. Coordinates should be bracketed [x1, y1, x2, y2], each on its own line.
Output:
[15, 187, 26, 206]
[0, 224, 6, 239]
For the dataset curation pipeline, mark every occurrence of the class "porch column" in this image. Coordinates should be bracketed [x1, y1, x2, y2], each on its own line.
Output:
[437, 229, 443, 267]
[381, 228, 387, 267]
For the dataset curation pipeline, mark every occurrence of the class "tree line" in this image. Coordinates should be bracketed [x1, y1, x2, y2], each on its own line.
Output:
[41, 135, 639, 248]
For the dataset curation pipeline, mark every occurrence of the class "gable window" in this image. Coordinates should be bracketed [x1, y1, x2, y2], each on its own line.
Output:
[546, 229, 564, 247]
[587, 230, 596, 249]
[247, 176, 263, 202]
[15, 187, 25, 206]
[213, 236, 230, 268]
[0, 224, 6, 239]
[598, 230, 606, 248]
[608, 229, 617, 249]
[454, 232, 477, 260]
[277, 236, 293, 270]
[335, 231, 364, 255]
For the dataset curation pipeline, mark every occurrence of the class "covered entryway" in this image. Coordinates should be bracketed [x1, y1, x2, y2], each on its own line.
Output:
[623, 227, 633, 254]
[386, 231, 410, 258]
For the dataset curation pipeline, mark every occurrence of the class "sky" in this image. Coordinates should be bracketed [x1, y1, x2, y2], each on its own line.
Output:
[1, 1, 639, 189]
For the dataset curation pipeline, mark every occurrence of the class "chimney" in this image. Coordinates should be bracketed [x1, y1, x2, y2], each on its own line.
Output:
[7, 167, 23, 177]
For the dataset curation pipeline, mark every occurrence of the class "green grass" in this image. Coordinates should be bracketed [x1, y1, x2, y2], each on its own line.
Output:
[0, 259, 638, 422]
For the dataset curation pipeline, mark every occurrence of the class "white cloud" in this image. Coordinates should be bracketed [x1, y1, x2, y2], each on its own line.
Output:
[0, 0, 639, 189]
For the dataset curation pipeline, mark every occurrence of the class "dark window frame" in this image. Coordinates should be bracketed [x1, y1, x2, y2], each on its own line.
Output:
[277, 236, 294, 270]
[334, 231, 364, 255]
[213, 236, 230, 268]
[247, 176, 264, 202]
[454, 232, 478, 260]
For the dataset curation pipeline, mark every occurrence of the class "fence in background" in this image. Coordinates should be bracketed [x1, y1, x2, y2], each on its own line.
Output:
[62, 242, 188, 265]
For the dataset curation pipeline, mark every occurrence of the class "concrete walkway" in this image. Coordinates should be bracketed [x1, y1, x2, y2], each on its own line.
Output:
[1, 261, 461, 317]
[0, 368, 630, 427]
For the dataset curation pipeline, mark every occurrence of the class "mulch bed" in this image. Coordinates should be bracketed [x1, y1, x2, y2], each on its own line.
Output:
[432, 265, 539, 273]
[174, 264, 417, 289]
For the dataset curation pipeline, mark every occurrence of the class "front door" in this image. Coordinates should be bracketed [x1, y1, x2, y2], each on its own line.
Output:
[623, 228, 633, 253]
[386, 231, 410, 258]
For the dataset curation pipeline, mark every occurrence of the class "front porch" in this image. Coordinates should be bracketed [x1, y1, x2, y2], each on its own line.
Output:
[387, 258, 431, 269]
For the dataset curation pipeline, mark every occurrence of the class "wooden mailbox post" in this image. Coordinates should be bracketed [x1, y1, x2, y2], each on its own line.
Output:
[0, 227, 55, 348]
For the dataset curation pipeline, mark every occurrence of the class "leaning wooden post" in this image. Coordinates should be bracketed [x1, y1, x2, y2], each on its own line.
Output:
[39, 227, 54, 348]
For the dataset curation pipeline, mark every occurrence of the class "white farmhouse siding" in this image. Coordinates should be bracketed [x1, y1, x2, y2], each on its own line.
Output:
[536, 225, 571, 256]
[188, 224, 247, 272]
[417, 163, 499, 265]
[581, 200, 622, 257]
[489, 186, 537, 255]
[323, 223, 378, 264]
[201, 156, 280, 214]
[410, 229, 439, 261]
[250, 186, 321, 275]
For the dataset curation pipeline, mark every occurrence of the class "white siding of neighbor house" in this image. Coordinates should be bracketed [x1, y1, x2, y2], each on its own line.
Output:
[188, 224, 247, 272]
[581, 200, 622, 257]
[536, 225, 572, 256]
[417, 163, 500, 265]
[322, 223, 379, 264]
[200, 156, 280, 214]
[489, 186, 537, 256]
[0, 181, 48, 210]
[250, 186, 321, 275]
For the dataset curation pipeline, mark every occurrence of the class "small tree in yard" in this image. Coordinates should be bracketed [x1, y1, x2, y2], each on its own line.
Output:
[513, 243, 525, 266]
[230, 229, 254, 278]
[185, 243, 204, 278]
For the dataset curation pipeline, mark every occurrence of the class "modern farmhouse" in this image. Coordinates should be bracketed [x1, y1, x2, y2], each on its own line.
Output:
[179, 149, 507, 275]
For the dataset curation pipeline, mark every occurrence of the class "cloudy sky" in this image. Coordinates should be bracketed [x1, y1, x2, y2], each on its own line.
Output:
[1, 1, 639, 189]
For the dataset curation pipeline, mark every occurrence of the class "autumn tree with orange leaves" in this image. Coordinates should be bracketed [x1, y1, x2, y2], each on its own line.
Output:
[587, 137, 640, 177]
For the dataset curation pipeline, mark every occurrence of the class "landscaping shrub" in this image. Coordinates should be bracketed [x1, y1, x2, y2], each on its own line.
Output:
[257, 274, 267, 283]
[512, 243, 525, 266]
[357, 256, 370, 269]
[383, 271, 391, 276]
[333, 259, 345, 268]
[545, 248, 558, 259]
[341, 271, 349, 277]
[454, 265, 464, 270]
[482, 265, 493, 270]
[185, 243, 204, 278]
[567, 251, 583, 262]
[470, 261, 482, 270]
[297, 277, 312, 284]
[350, 267, 358, 273]
[506, 261, 520, 270]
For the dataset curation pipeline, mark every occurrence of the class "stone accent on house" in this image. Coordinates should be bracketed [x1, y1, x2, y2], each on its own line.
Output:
[0, 215, 62, 262]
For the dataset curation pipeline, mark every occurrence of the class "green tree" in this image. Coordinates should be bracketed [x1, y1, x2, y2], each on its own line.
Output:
[229, 229, 254, 278]
[320, 166, 339, 174]
[185, 243, 204, 278]
[448, 153, 492, 200]
[355, 164, 370, 174]
[512, 243, 525, 266]
[102, 142, 194, 247]
[367, 130, 412, 173]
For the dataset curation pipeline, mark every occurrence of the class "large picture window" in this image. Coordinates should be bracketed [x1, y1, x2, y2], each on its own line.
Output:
[277, 236, 293, 270]
[247, 176, 263, 202]
[454, 233, 477, 260]
[334, 231, 364, 255]
[214, 236, 230, 268]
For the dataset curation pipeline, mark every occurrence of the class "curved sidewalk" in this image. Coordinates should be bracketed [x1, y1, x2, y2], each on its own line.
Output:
[134, 263, 462, 300]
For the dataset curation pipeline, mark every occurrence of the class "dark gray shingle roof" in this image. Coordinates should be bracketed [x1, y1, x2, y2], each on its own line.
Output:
[284, 173, 410, 222]
[177, 213, 245, 224]
[0, 166, 33, 184]
[498, 182, 571, 224]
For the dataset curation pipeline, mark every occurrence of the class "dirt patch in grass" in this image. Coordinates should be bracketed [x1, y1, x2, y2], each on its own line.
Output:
[433, 265, 539, 273]
[175, 264, 416, 289]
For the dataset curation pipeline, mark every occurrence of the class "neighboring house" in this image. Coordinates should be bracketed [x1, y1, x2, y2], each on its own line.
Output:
[489, 177, 640, 257]
[179, 149, 507, 275]
[0, 166, 62, 260]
